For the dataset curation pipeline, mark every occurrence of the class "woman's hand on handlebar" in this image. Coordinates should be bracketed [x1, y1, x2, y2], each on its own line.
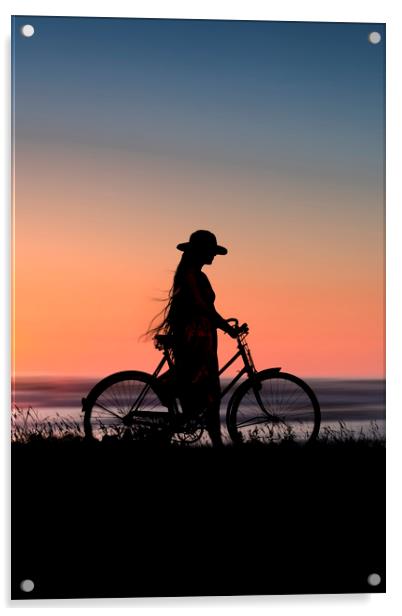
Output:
[227, 326, 239, 339]
[225, 321, 249, 338]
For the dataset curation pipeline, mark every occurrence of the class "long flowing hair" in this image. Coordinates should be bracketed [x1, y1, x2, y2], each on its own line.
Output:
[141, 251, 191, 341]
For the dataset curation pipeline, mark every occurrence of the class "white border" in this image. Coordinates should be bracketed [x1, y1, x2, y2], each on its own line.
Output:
[2, 1, 401, 614]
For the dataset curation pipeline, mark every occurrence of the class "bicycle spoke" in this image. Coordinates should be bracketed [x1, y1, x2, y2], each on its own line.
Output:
[236, 415, 280, 429]
[92, 401, 124, 420]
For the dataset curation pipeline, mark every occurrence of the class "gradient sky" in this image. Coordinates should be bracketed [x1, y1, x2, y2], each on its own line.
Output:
[12, 17, 385, 378]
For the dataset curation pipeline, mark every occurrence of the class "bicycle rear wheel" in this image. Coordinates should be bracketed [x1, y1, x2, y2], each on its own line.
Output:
[83, 370, 173, 442]
[227, 370, 320, 445]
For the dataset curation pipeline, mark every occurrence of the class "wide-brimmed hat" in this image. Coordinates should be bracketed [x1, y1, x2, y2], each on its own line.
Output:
[176, 230, 228, 255]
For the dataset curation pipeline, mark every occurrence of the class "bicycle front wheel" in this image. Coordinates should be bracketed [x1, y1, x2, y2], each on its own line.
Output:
[227, 370, 321, 445]
[83, 370, 173, 442]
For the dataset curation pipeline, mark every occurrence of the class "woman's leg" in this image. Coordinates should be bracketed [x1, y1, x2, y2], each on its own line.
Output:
[204, 337, 223, 446]
[206, 398, 223, 447]
[205, 374, 223, 447]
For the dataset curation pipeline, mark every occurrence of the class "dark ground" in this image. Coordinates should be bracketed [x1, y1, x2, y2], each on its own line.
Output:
[11, 439, 385, 599]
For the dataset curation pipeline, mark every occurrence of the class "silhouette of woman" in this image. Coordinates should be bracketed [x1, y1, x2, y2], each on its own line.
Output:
[149, 230, 238, 447]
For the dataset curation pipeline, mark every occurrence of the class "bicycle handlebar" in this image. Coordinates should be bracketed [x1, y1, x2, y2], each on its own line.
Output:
[226, 317, 239, 327]
[226, 318, 249, 336]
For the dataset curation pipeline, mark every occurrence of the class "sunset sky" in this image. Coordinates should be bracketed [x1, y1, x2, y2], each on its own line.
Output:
[12, 17, 385, 378]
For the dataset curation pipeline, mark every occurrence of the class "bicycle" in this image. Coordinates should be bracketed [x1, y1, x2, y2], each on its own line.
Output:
[82, 319, 321, 445]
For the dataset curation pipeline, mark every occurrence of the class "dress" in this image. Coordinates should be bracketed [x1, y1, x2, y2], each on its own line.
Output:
[168, 265, 221, 416]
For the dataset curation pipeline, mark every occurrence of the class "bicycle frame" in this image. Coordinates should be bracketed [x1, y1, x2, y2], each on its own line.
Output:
[127, 321, 260, 416]
[218, 331, 257, 398]
[153, 325, 257, 402]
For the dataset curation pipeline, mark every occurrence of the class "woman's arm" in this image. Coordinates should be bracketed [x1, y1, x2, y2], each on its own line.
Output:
[213, 309, 238, 337]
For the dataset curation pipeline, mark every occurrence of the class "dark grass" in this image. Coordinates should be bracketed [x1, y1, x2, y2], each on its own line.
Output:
[11, 405, 385, 449]
[11, 406, 385, 599]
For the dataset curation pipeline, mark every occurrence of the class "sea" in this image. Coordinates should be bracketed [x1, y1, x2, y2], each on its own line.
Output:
[11, 376, 386, 440]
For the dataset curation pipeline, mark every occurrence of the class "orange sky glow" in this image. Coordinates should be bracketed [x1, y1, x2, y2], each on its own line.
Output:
[13, 144, 384, 379]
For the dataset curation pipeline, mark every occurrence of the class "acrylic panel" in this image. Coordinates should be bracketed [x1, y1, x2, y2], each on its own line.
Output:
[11, 16, 385, 599]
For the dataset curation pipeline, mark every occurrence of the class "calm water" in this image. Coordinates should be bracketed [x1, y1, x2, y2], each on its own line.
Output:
[12, 376, 385, 438]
